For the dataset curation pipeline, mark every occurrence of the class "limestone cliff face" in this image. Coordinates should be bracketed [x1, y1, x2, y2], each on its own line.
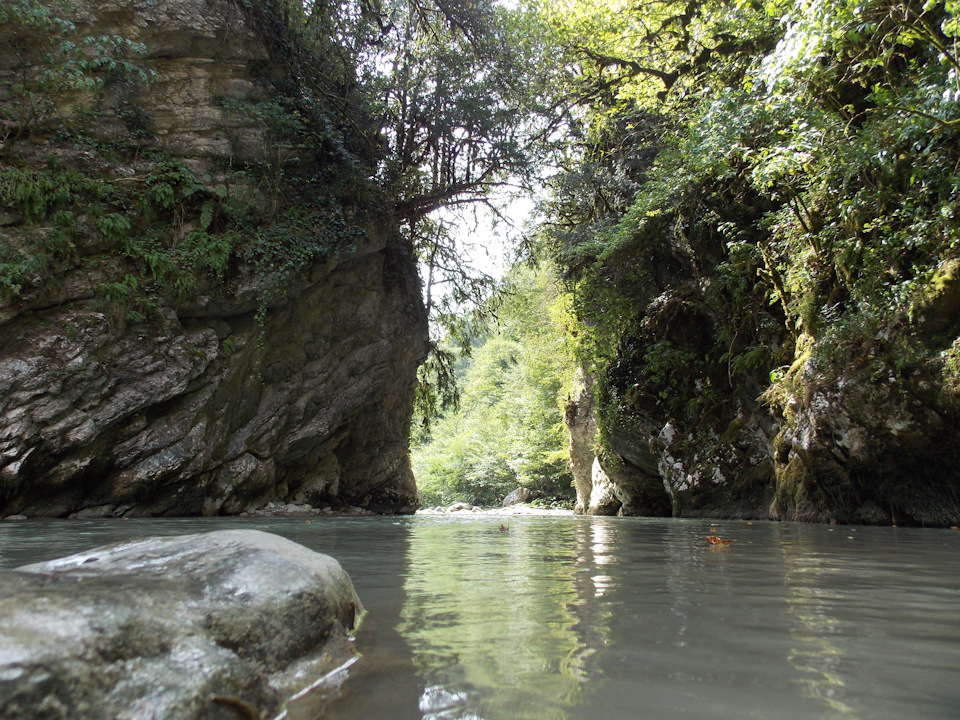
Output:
[0, 0, 428, 516]
[571, 275, 960, 526]
[565, 193, 960, 528]
[565, 369, 598, 514]
[768, 324, 960, 526]
[566, 370, 623, 516]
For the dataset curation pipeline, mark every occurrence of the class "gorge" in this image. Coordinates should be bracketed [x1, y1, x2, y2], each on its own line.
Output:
[2, 0, 960, 527]
[2, 2, 960, 716]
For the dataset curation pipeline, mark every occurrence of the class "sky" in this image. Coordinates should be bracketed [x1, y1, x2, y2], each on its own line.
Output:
[435, 193, 537, 283]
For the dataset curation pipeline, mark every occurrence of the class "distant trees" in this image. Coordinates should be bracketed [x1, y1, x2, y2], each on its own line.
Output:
[412, 264, 576, 507]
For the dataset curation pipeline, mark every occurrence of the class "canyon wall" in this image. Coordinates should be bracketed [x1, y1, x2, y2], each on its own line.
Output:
[563, 130, 960, 528]
[567, 248, 960, 527]
[0, 0, 428, 516]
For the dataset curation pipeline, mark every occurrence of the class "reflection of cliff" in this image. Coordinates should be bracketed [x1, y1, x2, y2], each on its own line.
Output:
[398, 519, 588, 719]
[778, 530, 856, 717]
[565, 519, 616, 683]
[289, 521, 424, 720]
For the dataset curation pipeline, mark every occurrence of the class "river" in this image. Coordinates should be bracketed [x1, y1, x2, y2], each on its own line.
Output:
[1, 515, 958, 719]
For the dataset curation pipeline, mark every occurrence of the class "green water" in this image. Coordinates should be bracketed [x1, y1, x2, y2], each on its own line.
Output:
[1, 515, 958, 719]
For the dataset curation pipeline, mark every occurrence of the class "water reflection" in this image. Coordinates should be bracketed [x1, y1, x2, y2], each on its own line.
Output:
[398, 518, 586, 719]
[2, 516, 959, 720]
[773, 524, 960, 720]
[292, 519, 425, 720]
[564, 520, 616, 685]
[779, 531, 855, 717]
[585, 520, 616, 597]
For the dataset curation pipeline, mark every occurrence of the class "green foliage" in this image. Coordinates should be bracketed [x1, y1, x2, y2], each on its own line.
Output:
[0, 0, 392, 329]
[242, 203, 365, 297]
[412, 264, 576, 506]
[95, 273, 157, 324]
[221, 335, 237, 357]
[0, 166, 97, 221]
[95, 212, 131, 244]
[0, 241, 47, 297]
[535, 0, 776, 113]
[540, 0, 960, 445]
[0, 166, 104, 298]
[372, 0, 563, 220]
[0, 0, 154, 152]
[413, 343, 462, 438]
[641, 340, 697, 400]
[142, 160, 209, 211]
[229, 0, 383, 195]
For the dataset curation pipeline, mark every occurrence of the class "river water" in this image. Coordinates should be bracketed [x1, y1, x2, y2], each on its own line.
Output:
[1, 515, 958, 720]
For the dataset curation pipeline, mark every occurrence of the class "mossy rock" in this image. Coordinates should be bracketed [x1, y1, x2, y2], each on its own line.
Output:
[911, 258, 960, 335]
[771, 453, 810, 519]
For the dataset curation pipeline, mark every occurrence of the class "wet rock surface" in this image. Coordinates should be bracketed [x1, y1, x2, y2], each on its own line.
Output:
[0, 529, 363, 719]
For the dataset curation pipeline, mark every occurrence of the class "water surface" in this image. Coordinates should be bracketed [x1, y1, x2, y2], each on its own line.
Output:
[2, 515, 958, 719]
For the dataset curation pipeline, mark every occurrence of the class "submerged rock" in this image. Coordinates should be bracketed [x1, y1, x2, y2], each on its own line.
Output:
[0, 530, 363, 719]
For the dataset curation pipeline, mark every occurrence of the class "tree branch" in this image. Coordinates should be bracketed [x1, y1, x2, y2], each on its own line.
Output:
[575, 45, 678, 89]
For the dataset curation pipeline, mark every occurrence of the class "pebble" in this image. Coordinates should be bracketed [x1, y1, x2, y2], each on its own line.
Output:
[3, 514, 28, 521]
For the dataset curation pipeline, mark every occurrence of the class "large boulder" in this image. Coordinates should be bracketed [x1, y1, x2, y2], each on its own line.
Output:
[502, 487, 533, 507]
[588, 458, 622, 516]
[0, 530, 363, 719]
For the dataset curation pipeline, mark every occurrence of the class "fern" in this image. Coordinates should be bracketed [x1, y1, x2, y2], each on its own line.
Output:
[145, 182, 175, 211]
[199, 200, 216, 230]
[95, 212, 131, 243]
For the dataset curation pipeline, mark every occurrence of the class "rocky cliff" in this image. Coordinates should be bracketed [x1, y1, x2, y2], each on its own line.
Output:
[565, 195, 960, 527]
[0, 0, 428, 517]
[550, 0, 960, 529]
[572, 315, 960, 526]
[559, 127, 960, 527]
